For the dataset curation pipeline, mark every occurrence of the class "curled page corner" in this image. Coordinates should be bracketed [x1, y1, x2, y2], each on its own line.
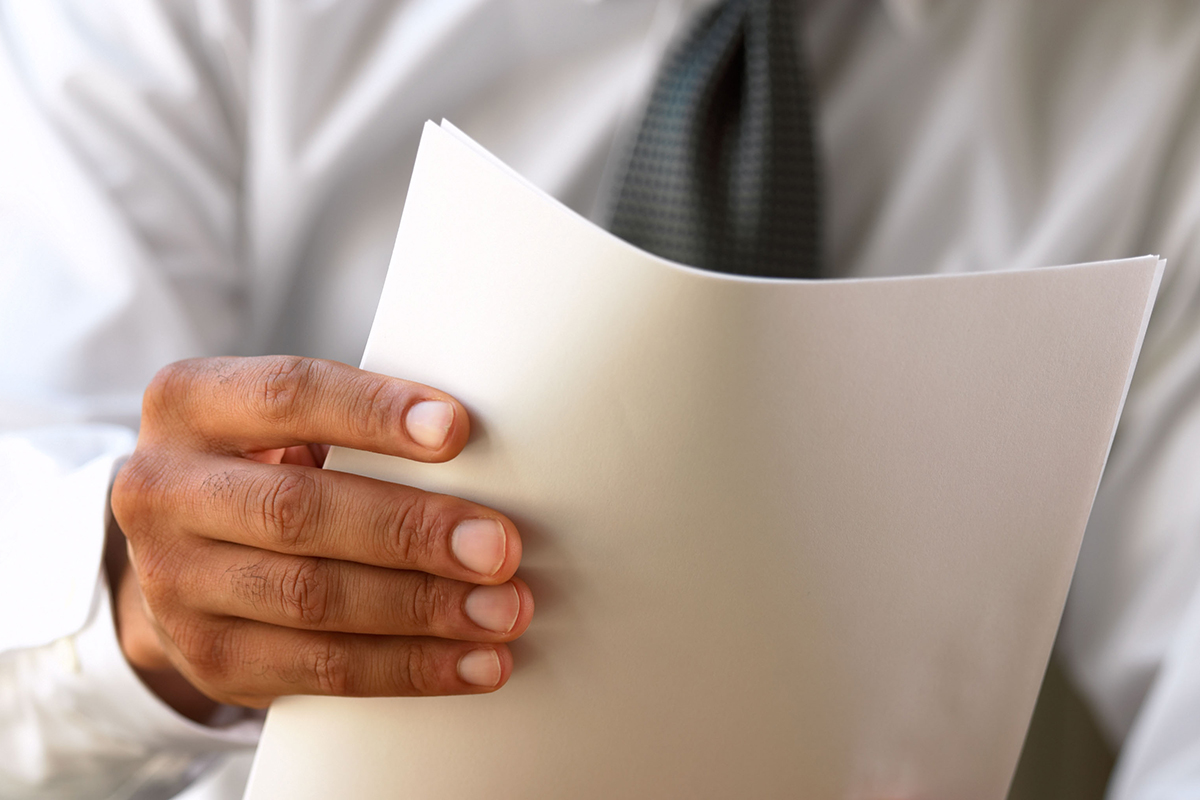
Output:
[244, 120, 1163, 800]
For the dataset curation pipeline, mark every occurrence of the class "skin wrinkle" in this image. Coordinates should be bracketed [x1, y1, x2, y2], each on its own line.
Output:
[382, 490, 435, 568]
[256, 355, 315, 424]
[278, 557, 332, 628]
[258, 469, 322, 550]
[351, 373, 403, 444]
[224, 556, 271, 605]
[199, 468, 242, 501]
[108, 354, 528, 712]
[204, 356, 241, 385]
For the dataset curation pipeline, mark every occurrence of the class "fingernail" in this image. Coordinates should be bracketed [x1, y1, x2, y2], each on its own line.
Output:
[458, 649, 502, 687]
[405, 400, 454, 449]
[451, 519, 506, 576]
[464, 583, 520, 633]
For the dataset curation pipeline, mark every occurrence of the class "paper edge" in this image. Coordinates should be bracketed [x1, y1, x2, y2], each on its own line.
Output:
[245, 121, 1168, 799]
[435, 120, 1160, 290]
[996, 255, 1165, 798]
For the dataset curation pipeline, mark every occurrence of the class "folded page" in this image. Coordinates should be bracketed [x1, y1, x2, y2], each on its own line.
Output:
[244, 120, 1162, 800]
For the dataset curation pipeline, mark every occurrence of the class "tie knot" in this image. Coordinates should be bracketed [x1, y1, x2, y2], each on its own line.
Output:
[608, 0, 820, 278]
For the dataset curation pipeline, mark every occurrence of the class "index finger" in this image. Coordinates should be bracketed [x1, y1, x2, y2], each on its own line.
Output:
[144, 356, 469, 461]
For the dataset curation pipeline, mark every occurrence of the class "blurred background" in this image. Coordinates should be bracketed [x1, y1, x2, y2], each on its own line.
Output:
[1009, 658, 1115, 800]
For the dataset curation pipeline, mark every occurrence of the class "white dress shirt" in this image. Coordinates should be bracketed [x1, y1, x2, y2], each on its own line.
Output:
[2, 0, 1200, 797]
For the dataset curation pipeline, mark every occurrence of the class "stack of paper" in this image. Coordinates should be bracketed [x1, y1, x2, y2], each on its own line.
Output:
[243, 121, 1162, 799]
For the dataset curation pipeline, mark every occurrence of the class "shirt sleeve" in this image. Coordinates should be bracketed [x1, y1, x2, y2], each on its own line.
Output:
[1056, 53, 1200, 798]
[0, 0, 257, 795]
[0, 543, 261, 799]
[1105, 580, 1200, 799]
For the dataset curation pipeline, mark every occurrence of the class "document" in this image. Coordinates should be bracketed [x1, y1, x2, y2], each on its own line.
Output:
[243, 120, 1163, 799]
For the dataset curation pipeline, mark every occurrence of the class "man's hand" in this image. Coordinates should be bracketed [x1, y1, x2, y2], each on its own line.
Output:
[109, 356, 532, 713]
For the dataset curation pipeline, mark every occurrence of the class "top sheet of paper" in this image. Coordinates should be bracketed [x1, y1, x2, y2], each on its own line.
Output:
[243, 121, 1163, 800]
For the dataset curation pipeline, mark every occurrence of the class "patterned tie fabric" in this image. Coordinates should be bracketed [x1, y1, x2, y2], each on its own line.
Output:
[608, 0, 820, 279]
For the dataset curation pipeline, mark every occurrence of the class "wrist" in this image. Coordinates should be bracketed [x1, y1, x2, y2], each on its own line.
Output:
[105, 516, 220, 723]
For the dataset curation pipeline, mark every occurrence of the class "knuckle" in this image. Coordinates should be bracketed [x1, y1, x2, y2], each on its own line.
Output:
[383, 493, 439, 567]
[399, 641, 440, 695]
[307, 639, 352, 695]
[142, 360, 198, 420]
[254, 469, 321, 548]
[175, 620, 237, 684]
[278, 558, 332, 627]
[346, 376, 403, 442]
[110, 454, 158, 532]
[256, 356, 317, 423]
[405, 573, 446, 631]
[128, 532, 190, 610]
[111, 453, 189, 545]
[135, 550, 178, 608]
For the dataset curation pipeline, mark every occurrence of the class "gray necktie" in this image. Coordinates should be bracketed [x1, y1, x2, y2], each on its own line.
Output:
[609, 0, 820, 279]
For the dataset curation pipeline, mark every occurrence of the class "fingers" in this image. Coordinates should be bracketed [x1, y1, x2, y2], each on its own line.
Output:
[171, 619, 514, 706]
[142, 356, 469, 461]
[178, 542, 534, 640]
[114, 355, 534, 708]
[170, 456, 520, 583]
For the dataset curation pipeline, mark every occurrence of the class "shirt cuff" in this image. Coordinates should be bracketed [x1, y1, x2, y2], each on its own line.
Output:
[0, 425, 138, 652]
[66, 570, 263, 753]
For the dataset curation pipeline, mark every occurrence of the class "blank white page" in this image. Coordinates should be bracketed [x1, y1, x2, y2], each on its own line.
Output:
[244, 121, 1162, 800]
